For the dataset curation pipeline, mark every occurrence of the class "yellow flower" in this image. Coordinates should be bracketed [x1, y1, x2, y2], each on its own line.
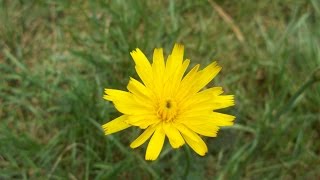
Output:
[102, 43, 235, 160]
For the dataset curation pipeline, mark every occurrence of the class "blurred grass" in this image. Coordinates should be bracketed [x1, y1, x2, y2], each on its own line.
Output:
[0, 0, 320, 179]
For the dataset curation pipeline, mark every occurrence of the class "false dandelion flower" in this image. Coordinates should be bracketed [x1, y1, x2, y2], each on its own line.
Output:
[102, 44, 235, 160]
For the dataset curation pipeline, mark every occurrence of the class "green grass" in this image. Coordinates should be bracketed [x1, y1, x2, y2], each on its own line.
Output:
[1, 0, 320, 179]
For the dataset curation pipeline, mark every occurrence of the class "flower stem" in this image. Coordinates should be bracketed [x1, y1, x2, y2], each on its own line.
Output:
[183, 146, 191, 179]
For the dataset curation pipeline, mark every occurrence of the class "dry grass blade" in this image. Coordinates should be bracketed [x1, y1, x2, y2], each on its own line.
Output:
[208, 0, 245, 43]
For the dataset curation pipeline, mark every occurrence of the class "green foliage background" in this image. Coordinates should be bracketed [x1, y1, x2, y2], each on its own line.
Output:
[1, 0, 319, 179]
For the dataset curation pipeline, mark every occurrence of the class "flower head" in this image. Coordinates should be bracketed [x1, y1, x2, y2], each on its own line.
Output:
[102, 44, 235, 160]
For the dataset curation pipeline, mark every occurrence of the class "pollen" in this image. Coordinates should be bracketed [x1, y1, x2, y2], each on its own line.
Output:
[156, 99, 178, 122]
[165, 100, 172, 109]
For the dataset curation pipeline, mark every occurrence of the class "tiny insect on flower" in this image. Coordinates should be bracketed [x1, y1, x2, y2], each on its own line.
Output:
[102, 43, 235, 160]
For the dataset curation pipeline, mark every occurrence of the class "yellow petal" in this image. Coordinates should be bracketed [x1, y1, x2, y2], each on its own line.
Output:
[171, 43, 184, 62]
[130, 125, 157, 148]
[113, 103, 152, 115]
[168, 59, 190, 96]
[126, 114, 157, 124]
[127, 77, 153, 101]
[102, 115, 131, 135]
[103, 88, 128, 102]
[163, 123, 185, 148]
[182, 132, 208, 156]
[166, 44, 184, 76]
[179, 59, 191, 80]
[175, 123, 208, 155]
[179, 87, 224, 109]
[130, 48, 153, 88]
[145, 125, 165, 160]
[173, 123, 200, 142]
[176, 64, 200, 101]
[104, 89, 147, 105]
[152, 48, 165, 96]
[126, 115, 160, 129]
[183, 123, 219, 137]
[161, 44, 186, 96]
[191, 61, 221, 93]
[210, 112, 235, 126]
[152, 48, 165, 78]
[210, 95, 235, 110]
[181, 95, 235, 113]
[104, 89, 153, 115]
[178, 112, 235, 127]
[177, 62, 221, 100]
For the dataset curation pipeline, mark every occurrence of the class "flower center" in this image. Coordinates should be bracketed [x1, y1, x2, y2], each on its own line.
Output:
[157, 99, 178, 122]
[166, 100, 172, 108]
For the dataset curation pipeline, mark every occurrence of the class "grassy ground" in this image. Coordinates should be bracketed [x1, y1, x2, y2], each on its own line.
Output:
[1, 0, 320, 179]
